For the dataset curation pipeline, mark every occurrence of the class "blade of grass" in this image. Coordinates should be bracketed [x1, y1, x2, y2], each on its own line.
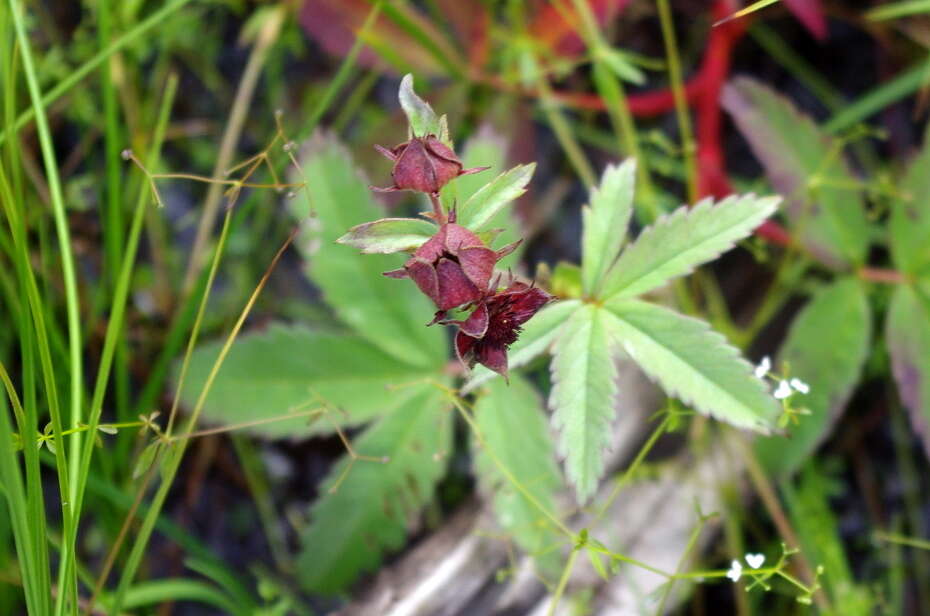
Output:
[67, 73, 179, 591]
[181, 5, 285, 296]
[7, 2, 83, 611]
[0, 0, 193, 146]
[825, 58, 930, 133]
[109, 228, 297, 614]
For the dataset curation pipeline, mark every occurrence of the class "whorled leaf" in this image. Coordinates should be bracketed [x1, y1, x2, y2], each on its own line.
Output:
[473, 376, 563, 569]
[755, 277, 871, 476]
[336, 217, 436, 254]
[399, 73, 440, 137]
[549, 305, 619, 503]
[581, 160, 636, 296]
[462, 299, 581, 394]
[296, 385, 452, 593]
[890, 131, 930, 276]
[290, 133, 445, 368]
[177, 324, 435, 439]
[600, 194, 779, 301]
[605, 298, 780, 432]
[722, 77, 870, 269]
[886, 283, 930, 460]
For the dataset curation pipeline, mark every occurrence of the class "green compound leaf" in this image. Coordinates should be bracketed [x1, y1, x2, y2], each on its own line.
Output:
[178, 324, 435, 439]
[549, 305, 619, 504]
[336, 217, 436, 254]
[756, 277, 871, 476]
[473, 376, 563, 568]
[458, 163, 535, 231]
[722, 77, 871, 269]
[291, 134, 445, 368]
[600, 194, 779, 301]
[398, 73, 440, 137]
[581, 160, 636, 296]
[605, 299, 780, 432]
[886, 283, 930, 460]
[890, 132, 930, 276]
[462, 299, 582, 394]
[297, 385, 452, 593]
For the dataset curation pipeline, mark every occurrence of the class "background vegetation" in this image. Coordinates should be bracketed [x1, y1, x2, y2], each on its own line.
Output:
[1, 0, 929, 614]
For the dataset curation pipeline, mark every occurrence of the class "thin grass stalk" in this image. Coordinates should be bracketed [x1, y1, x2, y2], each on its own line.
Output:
[109, 228, 296, 614]
[656, 0, 698, 204]
[0, 0, 193, 146]
[181, 6, 285, 296]
[67, 74, 179, 584]
[7, 2, 85, 611]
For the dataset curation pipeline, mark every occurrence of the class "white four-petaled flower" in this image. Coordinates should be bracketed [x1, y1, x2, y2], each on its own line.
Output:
[754, 356, 771, 379]
[773, 380, 792, 400]
[789, 378, 810, 394]
[726, 559, 743, 582]
[745, 553, 765, 569]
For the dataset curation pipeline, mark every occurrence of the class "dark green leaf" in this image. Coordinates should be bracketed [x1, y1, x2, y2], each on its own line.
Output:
[722, 77, 870, 269]
[756, 277, 871, 476]
[291, 134, 445, 367]
[296, 386, 452, 593]
[473, 376, 563, 568]
[886, 283, 930, 459]
[178, 324, 435, 439]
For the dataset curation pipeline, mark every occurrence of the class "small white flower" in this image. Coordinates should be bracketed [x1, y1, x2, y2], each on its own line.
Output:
[726, 559, 743, 582]
[745, 553, 765, 569]
[754, 356, 771, 379]
[773, 380, 792, 400]
[789, 378, 810, 394]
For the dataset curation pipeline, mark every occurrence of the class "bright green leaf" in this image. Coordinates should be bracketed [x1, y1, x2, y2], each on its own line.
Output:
[178, 324, 434, 439]
[890, 133, 930, 276]
[398, 73, 439, 137]
[596, 47, 645, 85]
[443, 129, 525, 269]
[291, 134, 445, 367]
[886, 283, 930, 459]
[296, 386, 452, 593]
[336, 217, 436, 254]
[722, 77, 871, 268]
[604, 299, 780, 432]
[462, 299, 581, 394]
[600, 194, 779, 301]
[549, 305, 619, 503]
[756, 277, 871, 476]
[581, 160, 636, 296]
[458, 163, 535, 231]
[473, 376, 563, 568]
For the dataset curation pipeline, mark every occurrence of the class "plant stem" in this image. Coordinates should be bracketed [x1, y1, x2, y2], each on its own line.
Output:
[181, 5, 285, 296]
[656, 0, 697, 203]
[8, 2, 83, 611]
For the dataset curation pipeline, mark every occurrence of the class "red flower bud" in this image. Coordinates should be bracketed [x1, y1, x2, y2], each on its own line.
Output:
[384, 222, 520, 317]
[454, 281, 552, 377]
[373, 135, 488, 195]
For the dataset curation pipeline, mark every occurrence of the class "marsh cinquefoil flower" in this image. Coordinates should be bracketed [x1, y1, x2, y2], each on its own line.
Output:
[383, 218, 520, 322]
[453, 281, 552, 377]
[373, 135, 489, 195]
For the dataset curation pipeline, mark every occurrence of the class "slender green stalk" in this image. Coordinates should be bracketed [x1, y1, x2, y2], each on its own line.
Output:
[0, 0, 193, 146]
[8, 2, 83, 611]
[547, 548, 579, 616]
[181, 5, 285, 296]
[67, 74, 179, 591]
[231, 436, 290, 570]
[109, 227, 295, 614]
[535, 74, 597, 188]
[656, 0, 697, 204]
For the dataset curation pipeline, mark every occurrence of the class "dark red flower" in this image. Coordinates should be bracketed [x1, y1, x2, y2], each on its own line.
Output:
[384, 222, 520, 318]
[373, 135, 488, 195]
[454, 282, 552, 377]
